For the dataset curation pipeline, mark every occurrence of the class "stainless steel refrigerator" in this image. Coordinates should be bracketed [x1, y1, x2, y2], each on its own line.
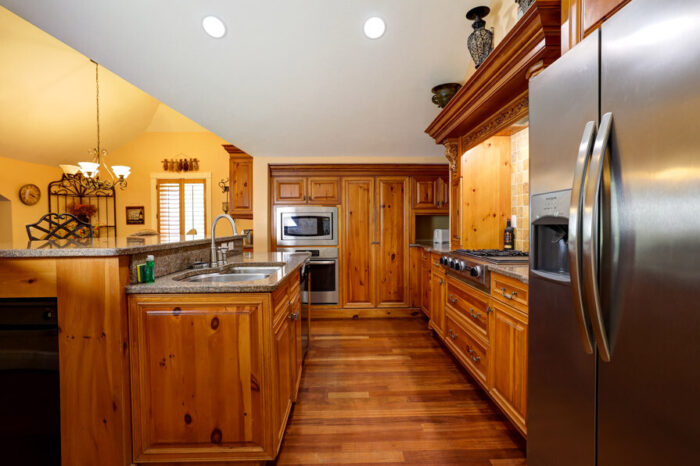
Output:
[527, 0, 700, 464]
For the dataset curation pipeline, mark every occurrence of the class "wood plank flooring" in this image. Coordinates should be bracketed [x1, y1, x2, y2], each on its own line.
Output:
[274, 318, 526, 465]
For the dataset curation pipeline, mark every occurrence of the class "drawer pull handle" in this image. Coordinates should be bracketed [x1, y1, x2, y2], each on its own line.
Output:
[469, 308, 481, 320]
[448, 329, 457, 340]
[448, 294, 457, 304]
[501, 288, 518, 300]
[466, 345, 481, 363]
[486, 305, 493, 314]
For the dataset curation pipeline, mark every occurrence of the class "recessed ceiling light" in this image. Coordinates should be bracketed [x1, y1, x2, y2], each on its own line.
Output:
[202, 16, 226, 38]
[363, 17, 386, 39]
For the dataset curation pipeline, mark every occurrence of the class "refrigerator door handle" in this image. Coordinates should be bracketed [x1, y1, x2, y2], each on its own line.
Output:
[582, 112, 613, 362]
[568, 120, 597, 355]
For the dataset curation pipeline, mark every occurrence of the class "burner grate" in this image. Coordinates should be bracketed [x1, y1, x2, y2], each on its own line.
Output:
[455, 249, 528, 258]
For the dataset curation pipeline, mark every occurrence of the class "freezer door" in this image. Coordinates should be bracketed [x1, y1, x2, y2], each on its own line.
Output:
[527, 31, 599, 466]
[597, 0, 700, 464]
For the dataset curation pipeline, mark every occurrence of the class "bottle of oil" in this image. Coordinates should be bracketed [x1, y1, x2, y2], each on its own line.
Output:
[504, 219, 515, 250]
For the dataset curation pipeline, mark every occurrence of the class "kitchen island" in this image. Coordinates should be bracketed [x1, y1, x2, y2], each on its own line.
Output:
[0, 236, 309, 466]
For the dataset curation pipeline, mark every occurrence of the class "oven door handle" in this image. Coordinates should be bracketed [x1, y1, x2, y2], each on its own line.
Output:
[308, 260, 336, 265]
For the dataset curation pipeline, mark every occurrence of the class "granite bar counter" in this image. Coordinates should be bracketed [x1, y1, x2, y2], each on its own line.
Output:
[125, 251, 311, 294]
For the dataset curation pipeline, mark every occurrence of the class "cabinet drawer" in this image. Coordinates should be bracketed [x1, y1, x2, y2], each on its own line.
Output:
[446, 277, 491, 341]
[491, 273, 528, 313]
[430, 252, 443, 271]
[445, 311, 489, 386]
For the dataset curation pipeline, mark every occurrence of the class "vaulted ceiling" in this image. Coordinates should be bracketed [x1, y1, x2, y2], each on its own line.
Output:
[0, 6, 210, 166]
[1, 0, 479, 159]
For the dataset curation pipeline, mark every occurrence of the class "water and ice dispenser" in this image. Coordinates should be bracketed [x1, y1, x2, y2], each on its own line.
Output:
[531, 190, 571, 277]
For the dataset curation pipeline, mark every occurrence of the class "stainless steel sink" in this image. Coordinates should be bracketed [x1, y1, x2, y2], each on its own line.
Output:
[181, 272, 270, 283]
[179, 265, 283, 283]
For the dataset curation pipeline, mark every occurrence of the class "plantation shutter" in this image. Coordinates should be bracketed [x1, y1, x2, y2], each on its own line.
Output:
[157, 179, 206, 239]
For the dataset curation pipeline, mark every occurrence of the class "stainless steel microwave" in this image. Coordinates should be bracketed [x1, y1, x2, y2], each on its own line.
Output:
[275, 206, 338, 246]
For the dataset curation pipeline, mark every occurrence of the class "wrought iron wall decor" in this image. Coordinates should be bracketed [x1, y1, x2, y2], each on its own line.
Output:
[466, 6, 494, 69]
[48, 173, 117, 239]
[26, 212, 94, 241]
[161, 157, 200, 172]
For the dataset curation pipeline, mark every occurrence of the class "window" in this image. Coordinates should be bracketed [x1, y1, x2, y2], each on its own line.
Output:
[157, 179, 206, 240]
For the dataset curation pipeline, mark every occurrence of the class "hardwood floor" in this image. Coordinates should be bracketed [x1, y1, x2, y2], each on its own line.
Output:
[275, 318, 526, 465]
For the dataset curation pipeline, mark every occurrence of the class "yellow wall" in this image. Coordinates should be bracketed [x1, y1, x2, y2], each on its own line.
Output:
[0, 155, 63, 242]
[108, 131, 253, 238]
[252, 155, 448, 252]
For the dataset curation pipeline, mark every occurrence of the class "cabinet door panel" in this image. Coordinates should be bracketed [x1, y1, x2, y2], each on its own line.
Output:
[430, 269, 446, 337]
[129, 297, 266, 462]
[308, 177, 340, 204]
[230, 158, 253, 218]
[409, 247, 421, 308]
[421, 256, 431, 317]
[438, 175, 449, 210]
[490, 299, 528, 432]
[412, 176, 437, 209]
[341, 178, 375, 307]
[274, 316, 294, 444]
[376, 177, 409, 307]
[273, 177, 307, 204]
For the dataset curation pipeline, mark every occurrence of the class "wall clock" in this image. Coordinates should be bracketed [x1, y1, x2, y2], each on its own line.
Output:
[19, 184, 41, 206]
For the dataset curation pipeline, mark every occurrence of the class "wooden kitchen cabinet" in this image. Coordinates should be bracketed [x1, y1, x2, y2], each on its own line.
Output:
[375, 177, 410, 307]
[225, 144, 254, 219]
[420, 248, 431, 316]
[430, 253, 446, 338]
[341, 176, 409, 309]
[341, 177, 375, 308]
[411, 176, 449, 211]
[273, 176, 340, 205]
[409, 246, 422, 308]
[129, 295, 267, 463]
[273, 177, 307, 204]
[308, 177, 340, 204]
[489, 297, 528, 435]
[128, 275, 304, 463]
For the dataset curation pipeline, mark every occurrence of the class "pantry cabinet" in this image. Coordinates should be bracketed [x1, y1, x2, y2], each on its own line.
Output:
[430, 253, 446, 338]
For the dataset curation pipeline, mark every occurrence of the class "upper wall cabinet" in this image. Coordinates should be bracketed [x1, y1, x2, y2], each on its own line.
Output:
[411, 176, 449, 211]
[273, 176, 340, 205]
[224, 144, 253, 219]
[561, 0, 630, 54]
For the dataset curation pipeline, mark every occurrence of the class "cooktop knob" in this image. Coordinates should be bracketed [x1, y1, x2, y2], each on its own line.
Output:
[457, 260, 466, 271]
[470, 265, 482, 278]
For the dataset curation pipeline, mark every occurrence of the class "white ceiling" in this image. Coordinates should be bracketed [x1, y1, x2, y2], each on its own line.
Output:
[1, 0, 479, 158]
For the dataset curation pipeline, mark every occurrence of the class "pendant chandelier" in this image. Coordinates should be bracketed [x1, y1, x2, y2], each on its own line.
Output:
[59, 60, 130, 190]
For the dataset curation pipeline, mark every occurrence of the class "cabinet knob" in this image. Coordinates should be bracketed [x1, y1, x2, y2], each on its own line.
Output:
[288, 312, 299, 321]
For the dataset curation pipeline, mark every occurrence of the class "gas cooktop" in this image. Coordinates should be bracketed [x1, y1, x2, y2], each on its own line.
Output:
[439, 249, 529, 290]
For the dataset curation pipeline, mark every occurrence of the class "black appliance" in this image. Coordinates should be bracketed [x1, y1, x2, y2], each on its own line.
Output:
[0, 298, 61, 465]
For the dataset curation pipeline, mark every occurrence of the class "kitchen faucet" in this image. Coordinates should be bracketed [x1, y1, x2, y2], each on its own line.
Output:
[210, 214, 238, 267]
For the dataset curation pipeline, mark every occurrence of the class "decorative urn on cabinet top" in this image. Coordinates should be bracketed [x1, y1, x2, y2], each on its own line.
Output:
[466, 6, 494, 69]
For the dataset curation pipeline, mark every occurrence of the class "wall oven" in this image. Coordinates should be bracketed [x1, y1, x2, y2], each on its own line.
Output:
[275, 206, 338, 246]
[283, 248, 338, 304]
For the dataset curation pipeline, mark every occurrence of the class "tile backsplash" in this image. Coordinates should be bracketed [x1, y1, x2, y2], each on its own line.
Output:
[510, 127, 529, 252]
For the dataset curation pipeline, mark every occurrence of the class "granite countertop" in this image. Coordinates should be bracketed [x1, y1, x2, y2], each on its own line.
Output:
[409, 242, 452, 253]
[0, 234, 245, 257]
[125, 251, 311, 294]
[486, 263, 529, 284]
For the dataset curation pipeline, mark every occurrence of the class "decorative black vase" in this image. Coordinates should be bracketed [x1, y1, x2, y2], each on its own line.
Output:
[516, 0, 535, 18]
[431, 83, 462, 108]
[466, 6, 493, 69]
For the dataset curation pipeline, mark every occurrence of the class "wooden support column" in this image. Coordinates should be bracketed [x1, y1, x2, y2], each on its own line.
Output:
[56, 257, 132, 466]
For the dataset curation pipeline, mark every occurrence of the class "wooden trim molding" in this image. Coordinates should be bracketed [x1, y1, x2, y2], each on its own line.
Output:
[425, 0, 560, 146]
[444, 141, 459, 172]
[459, 93, 529, 152]
[222, 144, 249, 156]
[269, 164, 448, 178]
